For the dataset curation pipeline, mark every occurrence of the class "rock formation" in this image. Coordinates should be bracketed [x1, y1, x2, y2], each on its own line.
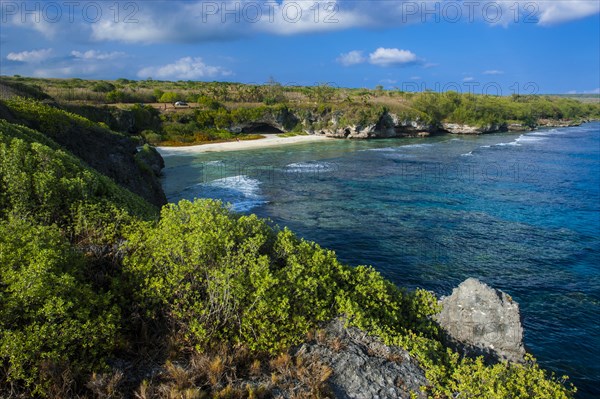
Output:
[295, 319, 427, 399]
[441, 122, 508, 134]
[436, 278, 526, 364]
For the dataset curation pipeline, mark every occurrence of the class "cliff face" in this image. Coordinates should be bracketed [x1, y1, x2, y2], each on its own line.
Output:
[225, 107, 579, 139]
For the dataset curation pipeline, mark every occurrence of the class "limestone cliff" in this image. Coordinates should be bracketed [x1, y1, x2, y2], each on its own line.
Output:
[224, 107, 574, 138]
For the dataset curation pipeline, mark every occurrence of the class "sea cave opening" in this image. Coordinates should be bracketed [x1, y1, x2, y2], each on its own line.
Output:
[241, 123, 284, 134]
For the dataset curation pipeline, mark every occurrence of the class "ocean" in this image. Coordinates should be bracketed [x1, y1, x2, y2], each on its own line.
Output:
[160, 122, 600, 398]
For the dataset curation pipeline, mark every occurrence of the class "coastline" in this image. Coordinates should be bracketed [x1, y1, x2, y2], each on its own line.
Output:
[156, 134, 332, 156]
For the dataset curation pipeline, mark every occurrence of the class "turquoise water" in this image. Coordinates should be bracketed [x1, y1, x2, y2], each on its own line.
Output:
[160, 122, 600, 397]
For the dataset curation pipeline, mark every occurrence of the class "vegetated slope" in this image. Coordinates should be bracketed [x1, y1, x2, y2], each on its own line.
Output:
[0, 88, 578, 398]
[0, 79, 54, 102]
[0, 98, 166, 207]
[4, 76, 600, 145]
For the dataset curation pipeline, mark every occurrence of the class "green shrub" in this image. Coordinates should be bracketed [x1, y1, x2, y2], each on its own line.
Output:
[130, 103, 162, 133]
[4, 97, 96, 137]
[141, 129, 163, 144]
[91, 82, 116, 93]
[0, 120, 157, 225]
[0, 220, 120, 395]
[122, 200, 442, 354]
[159, 92, 179, 103]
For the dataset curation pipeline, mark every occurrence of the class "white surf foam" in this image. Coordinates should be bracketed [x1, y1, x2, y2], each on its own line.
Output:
[180, 175, 267, 212]
[285, 161, 334, 173]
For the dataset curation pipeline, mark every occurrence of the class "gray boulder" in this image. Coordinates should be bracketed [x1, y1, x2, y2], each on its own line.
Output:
[295, 319, 427, 399]
[436, 278, 526, 364]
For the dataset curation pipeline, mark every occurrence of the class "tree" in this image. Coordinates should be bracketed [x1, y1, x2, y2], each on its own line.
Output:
[159, 92, 179, 104]
[91, 82, 116, 93]
[105, 90, 127, 103]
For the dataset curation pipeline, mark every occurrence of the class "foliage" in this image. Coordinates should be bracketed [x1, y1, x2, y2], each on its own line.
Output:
[91, 81, 116, 93]
[4, 97, 97, 137]
[105, 90, 128, 103]
[123, 200, 342, 351]
[124, 201, 284, 350]
[159, 91, 180, 103]
[423, 352, 575, 399]
[196, 95, 225, 110]
[0, 120, 157, 226]
[129, 103, 162, 133]
[0, 220, 119, 395]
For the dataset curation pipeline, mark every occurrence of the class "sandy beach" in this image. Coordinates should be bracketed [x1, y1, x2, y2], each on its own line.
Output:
[156, 134, 333, 156]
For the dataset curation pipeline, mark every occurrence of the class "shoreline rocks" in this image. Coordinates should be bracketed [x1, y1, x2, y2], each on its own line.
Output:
[436, 278, 526, 364]
[441, 122, 508, 135]
[223, 107, 592, 139]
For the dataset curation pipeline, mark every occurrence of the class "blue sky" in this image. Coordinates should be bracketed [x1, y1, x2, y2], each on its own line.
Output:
[0, 0, 599, 94]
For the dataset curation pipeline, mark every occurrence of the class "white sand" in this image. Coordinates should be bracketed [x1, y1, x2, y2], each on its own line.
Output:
[157, 135, 332, 156]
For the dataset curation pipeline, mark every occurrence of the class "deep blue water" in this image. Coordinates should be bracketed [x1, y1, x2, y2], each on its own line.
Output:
[160, 122, 600, 397]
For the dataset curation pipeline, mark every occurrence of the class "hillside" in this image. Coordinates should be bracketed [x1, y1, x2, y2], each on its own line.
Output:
[0, 97, 166, 207]
[2, 76, 599, 146]
[0, 78, 581, 398]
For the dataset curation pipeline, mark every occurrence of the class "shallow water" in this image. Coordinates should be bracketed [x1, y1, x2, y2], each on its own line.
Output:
[162, 122, 600, 397]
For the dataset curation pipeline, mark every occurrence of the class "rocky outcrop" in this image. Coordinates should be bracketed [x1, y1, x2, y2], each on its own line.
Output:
[436, 278, 525, 364]
[302, 111, 437, 139]
[223, 105, 593, 140]
[507, 123, 534, 132]
[537, 118, 582, 128]
[441, 122, 508, 135]
[230, 108, 299, 134]
[391, 117, 437, 137]
[295, 319, 427, 399]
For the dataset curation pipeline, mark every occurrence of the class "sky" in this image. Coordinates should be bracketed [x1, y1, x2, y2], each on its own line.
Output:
[0, 0, 599, 94]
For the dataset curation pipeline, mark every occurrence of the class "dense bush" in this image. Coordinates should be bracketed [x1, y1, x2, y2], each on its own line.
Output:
[91, 81, 116, 93]
[0, 220, 119, 395]
[4, 97, 97, 137]
[159, 91, 180, 103]
[122, 200, 441, 353]
[0, 120, 157, 226]
[129, 103, 162, 133]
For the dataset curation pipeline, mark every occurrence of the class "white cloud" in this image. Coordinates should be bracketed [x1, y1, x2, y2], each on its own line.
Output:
[369, 48, 418, 67]
[380, 78, 397, 84]
[7, 48, 53, 63]
[138, 57, 232, 80]
[71, 50, 125, 61]
[409, 76, 421, 80]
[536, 1, 600, 25]
[483, 70, 504, 75]
[463, 76, 475, 82]
[337, 50, 366, 66]
[5, 1, 599, 47]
